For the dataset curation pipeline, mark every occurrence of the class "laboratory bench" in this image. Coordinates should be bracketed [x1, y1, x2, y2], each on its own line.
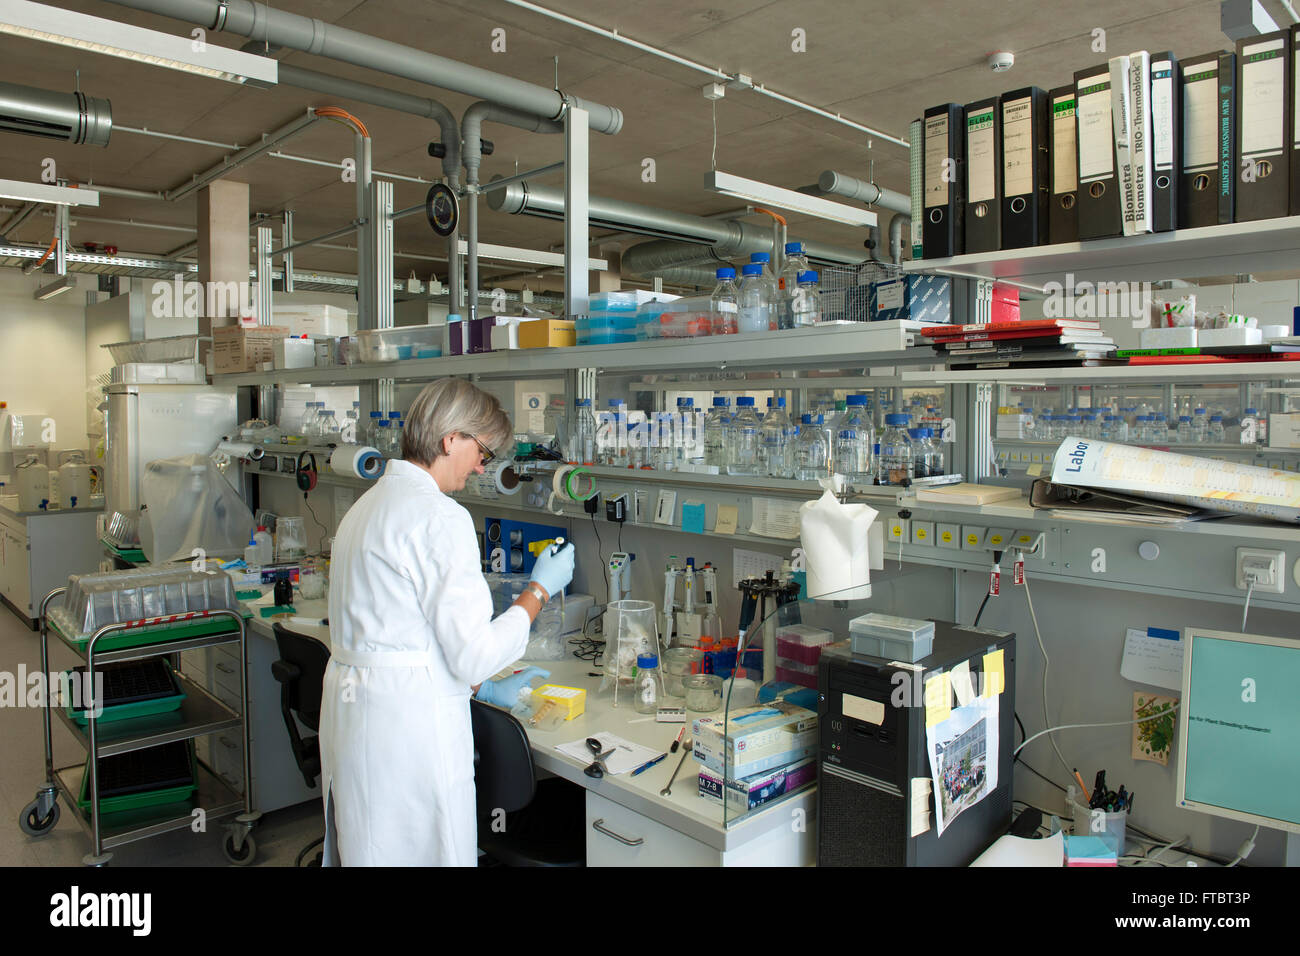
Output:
[0, 500, 103, 629]
[237, 595, 815, 866]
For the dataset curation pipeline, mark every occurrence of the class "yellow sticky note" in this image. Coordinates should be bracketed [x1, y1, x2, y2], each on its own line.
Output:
[1027, 463, 1043, 477]
[924, 673, 951, 727]
[983, 649, 1006, 697]
[714, 505, 739, 535]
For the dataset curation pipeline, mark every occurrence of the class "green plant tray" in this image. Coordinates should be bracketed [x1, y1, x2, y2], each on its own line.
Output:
[77, 743, 198, 815]
[63, 664, 186, 727]
[50, 615, 245, 654]
[100, 539, 146, 563]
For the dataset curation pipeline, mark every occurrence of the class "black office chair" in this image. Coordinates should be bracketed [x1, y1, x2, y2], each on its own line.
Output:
[471, 699, 586, 867]
[271, 623, 329, 866]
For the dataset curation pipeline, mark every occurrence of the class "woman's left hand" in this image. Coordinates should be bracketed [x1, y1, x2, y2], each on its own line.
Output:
[476, 666, 551, 708]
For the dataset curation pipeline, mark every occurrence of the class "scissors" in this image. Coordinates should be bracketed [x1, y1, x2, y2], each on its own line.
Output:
[583, 736, 615, 779]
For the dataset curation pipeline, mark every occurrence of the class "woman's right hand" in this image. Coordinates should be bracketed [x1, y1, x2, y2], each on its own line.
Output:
[529, 541, 575, 598]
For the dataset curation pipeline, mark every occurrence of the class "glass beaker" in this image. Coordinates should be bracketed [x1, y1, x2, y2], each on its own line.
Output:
[276, 516, 307, 560]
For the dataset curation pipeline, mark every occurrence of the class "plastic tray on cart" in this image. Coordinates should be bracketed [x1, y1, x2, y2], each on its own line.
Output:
[78, 741, 197, 815]
[64, 658, 186, 726]
[48, 610, 245, 653]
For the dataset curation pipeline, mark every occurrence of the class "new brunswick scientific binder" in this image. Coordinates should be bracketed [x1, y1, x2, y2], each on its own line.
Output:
[963, 97, 1001, 253]
[1179, 51, 1234, 228]
[923, 103, 965, 258]
[1049, 85, 1078, 243]
[1149, 51, 1181, 232]
[1001, 86, 1049, 248]
[1235, 30, 1292, 222]
[1075, 65, 1123, 239]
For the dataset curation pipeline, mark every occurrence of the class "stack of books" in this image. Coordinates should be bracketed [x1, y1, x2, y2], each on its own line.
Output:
[921, 319, 1123, 369]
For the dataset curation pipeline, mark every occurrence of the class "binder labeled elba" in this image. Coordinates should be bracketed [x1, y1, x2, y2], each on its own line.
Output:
[964, 97, 1001, 253]
[1149, 51, 1180, 232]
[923, 103, 965, 258]
[1075, 66, 1123, 239]
[1001, 86, 1049, 248]
[1179, 51, 1234, 228]
[1049, 86, 1078, 243]
[1235, 30, 1292, 222]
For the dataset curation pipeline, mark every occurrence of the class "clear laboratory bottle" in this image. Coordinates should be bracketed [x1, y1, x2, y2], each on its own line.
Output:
[1191, 407, 1209, 443]
[910, 427, 943, 478]
[1176, 415, 1194, 444]
[1065, 413, 1082, 438]
[633, 654, 664, 715]
[737, 264, 773, 334]
[319, 409, 340, 441]
[726, 396, 763, 476]
[762, 397, 794, 478]
[1080, 413, 1099, 439]
[366, 410, 382, 445]
[571, 398, 593, 463]
[837, 395, 874, 482]
[387, 410, 401, 429]
[1241, 408, 1260, 445]
[791, 270, 822, 327]
[670, 397, 694, 469]
[1208, 414, 1226, 444]
[1099, 415, 1117, 442]
[877, 414, 914, 485]
[710, 267, 740, 335]
[371, 419, 389, 456]
[254, 526, 273, 566]
[341, 409, 359, 444]
[609, 414, 631, 468]
[1132, 415, 1150, 443]
[299, 401, 322, 439]
[1152, 413, 1168, 440]
[703, 397, 731, 470]
[749, 252, 780, 326]
[795, 414, 830, 481]
[777, 242, 810, 330]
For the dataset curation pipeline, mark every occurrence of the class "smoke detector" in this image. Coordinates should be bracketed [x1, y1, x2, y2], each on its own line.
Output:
[988, 51, 1015, 72]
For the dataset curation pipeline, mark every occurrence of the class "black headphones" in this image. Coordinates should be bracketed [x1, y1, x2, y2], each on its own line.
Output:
[296, 451, 318, 495]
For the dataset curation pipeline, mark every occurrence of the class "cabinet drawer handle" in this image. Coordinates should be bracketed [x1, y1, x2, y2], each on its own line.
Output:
[591, 819, 644, 847]
[215, 662, 236, 674]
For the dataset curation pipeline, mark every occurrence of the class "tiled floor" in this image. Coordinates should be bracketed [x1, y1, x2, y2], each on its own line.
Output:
[0, 604, 324, 867]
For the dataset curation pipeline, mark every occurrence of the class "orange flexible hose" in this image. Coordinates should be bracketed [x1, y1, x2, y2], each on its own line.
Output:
[752, 206, 788, 227]
[34, 236, 57, 266]
[313, 107, 370, 138]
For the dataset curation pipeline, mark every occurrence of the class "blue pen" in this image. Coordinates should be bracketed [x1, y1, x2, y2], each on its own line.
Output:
[630, 753, 667, 776]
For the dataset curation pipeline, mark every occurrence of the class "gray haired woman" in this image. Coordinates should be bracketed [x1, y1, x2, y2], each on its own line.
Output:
[319, 377, 574, 866]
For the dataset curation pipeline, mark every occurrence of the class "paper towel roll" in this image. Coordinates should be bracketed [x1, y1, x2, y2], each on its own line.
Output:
[330, 444, 386, 479]
[215, 441, 264, 461]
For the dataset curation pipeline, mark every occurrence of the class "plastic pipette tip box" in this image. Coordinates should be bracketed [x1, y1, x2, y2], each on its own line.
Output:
[535, 684, 586, 720]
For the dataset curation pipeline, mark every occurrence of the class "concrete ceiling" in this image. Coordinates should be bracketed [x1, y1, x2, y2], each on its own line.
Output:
[0, 0, 1291, 291]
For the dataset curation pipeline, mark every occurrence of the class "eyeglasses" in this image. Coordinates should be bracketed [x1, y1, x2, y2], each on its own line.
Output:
[469, 434, 495, 466]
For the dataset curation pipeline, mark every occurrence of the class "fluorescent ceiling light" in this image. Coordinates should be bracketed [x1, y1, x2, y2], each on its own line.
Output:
[0, 179, 99, 207]
[704, 170, 878, 228]
[457, 239, 608, 271]
[33, 274, 74, 300]
[0, 0, 278, 86]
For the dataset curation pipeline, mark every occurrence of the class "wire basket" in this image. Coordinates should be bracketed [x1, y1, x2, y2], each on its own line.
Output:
[818, 261, 903, 323]
[102, 335, 202, 365]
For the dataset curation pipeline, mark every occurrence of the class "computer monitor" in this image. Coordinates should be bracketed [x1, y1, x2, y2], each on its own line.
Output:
[1176, 627, 1300, 834]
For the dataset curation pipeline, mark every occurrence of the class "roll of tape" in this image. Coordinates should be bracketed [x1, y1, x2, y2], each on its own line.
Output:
[491, 460, 521, 496]
[564, 466, 596, 502]
[509, 547, 525, 571]
[553, 464, 576, 500]
[546, 491, 565, 515]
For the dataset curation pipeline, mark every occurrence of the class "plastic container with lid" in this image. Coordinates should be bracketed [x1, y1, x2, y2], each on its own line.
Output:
[356, 324, 441, 363]
[636, 298, 677, 340]
[651, 295, 715, 338]
[710, 268, 740, 335]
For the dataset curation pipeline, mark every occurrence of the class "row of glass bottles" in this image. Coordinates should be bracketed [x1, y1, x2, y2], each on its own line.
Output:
[363, 410, 406, 457]
[1027, 403, 1240, 445]
[711, 245, 821, 334]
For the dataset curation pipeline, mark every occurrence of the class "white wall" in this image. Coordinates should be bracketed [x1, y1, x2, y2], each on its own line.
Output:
[0, 269, 93, 475]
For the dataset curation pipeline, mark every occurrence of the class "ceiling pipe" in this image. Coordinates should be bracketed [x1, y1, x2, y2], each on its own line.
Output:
[816, 170, 910, 215]
[164, 108, 321, 202]
[277, 63, 461, 189]
[488, 179, 865, 266]
[0, 80, 113, 147]
[461, 102, 563, 320]
[0, 201, 40, 238]
[104, 0, 623, 135]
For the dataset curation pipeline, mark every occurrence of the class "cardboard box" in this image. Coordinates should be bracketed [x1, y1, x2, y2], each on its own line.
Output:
[871, 275, 952, 324]
[276, 304, 349, 337]
[698, 758, 816, 817]
[212, 325, 288, 373]
[691, 701, 818, 776]
[274, 336, 316, 369]
[1267, 413, 1300, 449]
[518, 319, 576, 349]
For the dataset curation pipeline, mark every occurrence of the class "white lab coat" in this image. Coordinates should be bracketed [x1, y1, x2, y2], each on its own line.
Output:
[319, 458, 530, 866]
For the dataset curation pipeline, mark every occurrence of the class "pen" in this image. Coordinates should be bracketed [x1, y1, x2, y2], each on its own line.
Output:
[630, 753, 667, 776]
[1072, 768, 1091, 802]
[670, 727, 685, 753]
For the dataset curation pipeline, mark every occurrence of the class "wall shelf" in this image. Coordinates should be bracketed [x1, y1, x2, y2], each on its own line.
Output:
[902, 216, 1300, 286]
[903, 361, 1300, 386]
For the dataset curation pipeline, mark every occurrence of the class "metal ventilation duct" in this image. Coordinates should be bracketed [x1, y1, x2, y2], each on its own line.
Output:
[0, 81, 112, 146]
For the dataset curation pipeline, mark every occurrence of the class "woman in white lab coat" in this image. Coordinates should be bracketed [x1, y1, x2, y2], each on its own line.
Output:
[319, 378, 574, 866]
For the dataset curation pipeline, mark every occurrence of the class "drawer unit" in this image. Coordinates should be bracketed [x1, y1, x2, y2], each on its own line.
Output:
[585, 790, 720, 866]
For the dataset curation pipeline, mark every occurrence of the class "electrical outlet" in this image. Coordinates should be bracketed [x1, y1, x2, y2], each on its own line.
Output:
[911, 520, 935, 546]
[888, 517, 910, 543]
[936, 523, 961, 549]
[961, 525, 986, 551]
[1236, 548, 1285, 593]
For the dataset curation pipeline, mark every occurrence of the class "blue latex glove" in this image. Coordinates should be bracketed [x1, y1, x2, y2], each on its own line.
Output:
[528, 541, 575, 599]
[476, 666, 551, 708]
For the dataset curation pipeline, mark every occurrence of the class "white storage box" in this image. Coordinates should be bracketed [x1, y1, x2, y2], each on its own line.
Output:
[276, 304, 349, 338]
[1198, 326, 1262, 347]
[274, 336, 316, 369]
[1139, 327, 1197, 349]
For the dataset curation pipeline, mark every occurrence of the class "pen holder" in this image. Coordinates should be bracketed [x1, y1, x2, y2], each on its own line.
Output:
[1070, 799, 1127, 855]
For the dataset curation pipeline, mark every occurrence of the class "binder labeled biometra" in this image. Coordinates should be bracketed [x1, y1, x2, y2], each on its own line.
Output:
[923, 103, 965, 258]
[1235, 30, 1292, 222]
[1001, 86, 1049, 248]
[1049, 85, 1078, 243]
[1075, 65, 1122, 239]
[1149, 51, 1180, 232]
[1125, 51, 1154, 235]
[1179, 51, 1235, 228]
[964, 97, 1001, 253]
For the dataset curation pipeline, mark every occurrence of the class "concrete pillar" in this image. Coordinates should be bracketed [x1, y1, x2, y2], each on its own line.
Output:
[197, 179, 250, 331]
[593, 244, 621, 293]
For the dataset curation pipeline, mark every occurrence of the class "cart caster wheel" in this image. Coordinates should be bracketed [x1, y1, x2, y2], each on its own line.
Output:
[19, 799, 59, 836]
[223, 831, 257, 865]
[82, 852, 112, 867]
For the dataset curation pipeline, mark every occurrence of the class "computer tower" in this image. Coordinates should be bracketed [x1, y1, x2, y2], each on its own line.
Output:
[817, 621, 1015, 866]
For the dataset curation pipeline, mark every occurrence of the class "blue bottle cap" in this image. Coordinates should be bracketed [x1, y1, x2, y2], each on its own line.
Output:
[846, 394, 868, 406]
[637, 654, 658, 669]
[742, 264, 763, 276]
[369, 411, 381, 418]
[1211, 415, 1223, 422]
[575, 398, 591, 406]
[885, 413, 909, 425]
[750, 252, 770, 263]
[736, 396, 756, 406]
[798, 270, 818, 283]
[716, 267, 736, 279]
[774, 397, 786, 407]
[784, 241, 804, 254]
[801, 414, 812, 424]
[678, 397, 693, 407]
[1194, 407, 1206, 414]
[1179, 415, 1192, 423]
[713, 397, 729, 406]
